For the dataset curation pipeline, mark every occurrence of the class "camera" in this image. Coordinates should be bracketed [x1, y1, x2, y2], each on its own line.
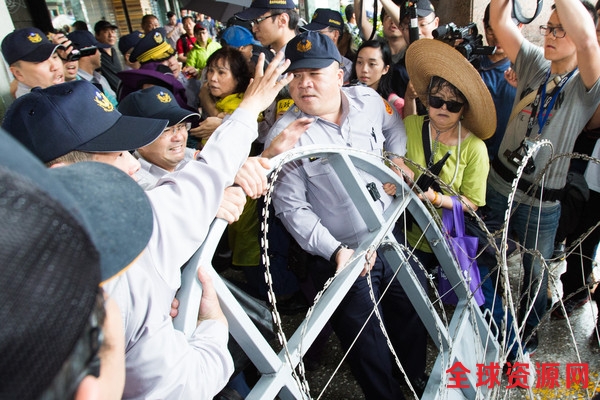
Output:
[65, 46, 98, 61]
[433, 22, 495, 68]
[503, 144, 536, 175]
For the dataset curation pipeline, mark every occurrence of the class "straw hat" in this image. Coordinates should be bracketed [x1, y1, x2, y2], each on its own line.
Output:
[405, 39, 496, 140]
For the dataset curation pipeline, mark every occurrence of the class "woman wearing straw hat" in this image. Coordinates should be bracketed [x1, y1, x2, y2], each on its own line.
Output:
[399, 38, 496, 382]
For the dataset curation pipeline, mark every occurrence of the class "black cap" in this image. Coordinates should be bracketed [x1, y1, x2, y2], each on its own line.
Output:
[94, 20, 118, 35]
[2, 80, 167, 163]
[68, 29, 111, 49]
[235, 0, 296, 21]
[303, 8, 344, 32]
[285, 31, 342, 72]
[118, 86, 200, 126]
[129, 28, 175, 63]
[1, 27, 61, 65]
[400, 0, 435, 18]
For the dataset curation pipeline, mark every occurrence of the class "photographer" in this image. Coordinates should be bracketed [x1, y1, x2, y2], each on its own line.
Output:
[478, 4, 523, 161]
[484, 0, 600, 355]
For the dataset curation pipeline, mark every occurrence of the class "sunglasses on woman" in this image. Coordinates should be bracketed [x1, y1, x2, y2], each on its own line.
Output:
[428, 95, 464, 113]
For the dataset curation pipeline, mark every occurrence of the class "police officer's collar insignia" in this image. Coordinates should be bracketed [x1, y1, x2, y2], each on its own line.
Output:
[157, 91, 171, 103]
[297, 39, 312, 53]
[94, 91, 114, 112]
[27, 32, 42, 43]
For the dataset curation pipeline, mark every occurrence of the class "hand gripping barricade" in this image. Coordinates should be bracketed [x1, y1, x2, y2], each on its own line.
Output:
[174, 145, 500, 399]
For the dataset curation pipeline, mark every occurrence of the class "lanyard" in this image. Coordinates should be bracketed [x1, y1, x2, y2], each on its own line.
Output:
[526, 68, 577, 138]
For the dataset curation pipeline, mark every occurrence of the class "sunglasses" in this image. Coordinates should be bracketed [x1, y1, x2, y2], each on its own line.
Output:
[428, 95, 464, 113]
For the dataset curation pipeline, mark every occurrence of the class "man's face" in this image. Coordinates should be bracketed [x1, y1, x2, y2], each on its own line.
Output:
[195, 29, 209, 44]
[382, 12, 402, 39]
[542, 11, 576, 63]
[92, 151, 141, 179]
[62, 59, 79, 81]
[161, 55, 180, 77]
[96, 28, 117, 46]
[400, 14, 439, 42]
[288, 62, 344, 117]
[484, 25, 505, 57]
[10, 52, 64, 88]
[137, 123, 189, 172]
[143, 17, 160, 33]
[183, 18, 195, 35]
[251, 11, 282, 47]
[168, 15, 177, 26]
[319, 27, 340, 45]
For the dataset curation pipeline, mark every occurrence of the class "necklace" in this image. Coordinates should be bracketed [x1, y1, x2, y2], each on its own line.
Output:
[428, 120, 462, 187]
[428, 121, 459, 167]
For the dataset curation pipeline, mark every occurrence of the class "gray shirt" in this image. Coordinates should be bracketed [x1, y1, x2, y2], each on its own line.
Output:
[489, 40, 600, 203]
[266, 86, 406, 259]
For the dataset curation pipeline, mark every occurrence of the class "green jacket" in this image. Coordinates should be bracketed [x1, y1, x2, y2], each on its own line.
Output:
[185, 39, 221, 71]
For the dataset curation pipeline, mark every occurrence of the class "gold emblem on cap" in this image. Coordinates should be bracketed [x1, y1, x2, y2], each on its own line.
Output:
[27, 32, 42, 43]
[157, 91, 172, 103]
[297, 39, 312, 53]
[153, 32, 163, 44]
[269, 0, 288, 4]
[94, 91, 114, 112]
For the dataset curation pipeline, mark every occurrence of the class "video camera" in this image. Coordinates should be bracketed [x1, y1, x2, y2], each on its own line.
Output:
[64, 46, 98, 62]
[432, 22, 495, 69]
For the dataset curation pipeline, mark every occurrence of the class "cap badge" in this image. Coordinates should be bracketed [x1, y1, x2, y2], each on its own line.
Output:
[153, 32, 163, 44]
[94, 91, 114, 112]
[157, 91, 172, 103]
[27, 32, 42, 44]
[297, 39, 312, 53]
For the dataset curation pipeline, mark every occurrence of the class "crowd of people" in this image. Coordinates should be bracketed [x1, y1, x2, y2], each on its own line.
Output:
[1, 0, 600, 398]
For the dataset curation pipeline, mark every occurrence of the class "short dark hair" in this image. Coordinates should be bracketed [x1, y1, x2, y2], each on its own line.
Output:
[167, 11, 176, 19]
[270, 8, 300, 30]
[206, 47, 253, 95]
[182, 15, 194, 24]
[345, 4, 354, 22]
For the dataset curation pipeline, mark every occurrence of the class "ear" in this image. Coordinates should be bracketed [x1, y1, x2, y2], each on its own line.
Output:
[74, 376, 100, 400]
[336, 66, 344, 86]
[9, 66, 23, 82]
[278, 12, 289, 28]
[382, 64, 390, 76]
[48, 161, 67, 168]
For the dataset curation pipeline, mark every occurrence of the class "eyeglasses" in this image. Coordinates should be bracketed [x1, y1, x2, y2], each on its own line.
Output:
[539, 25, 566, 38]
[163, 123, 192, 136]
[400, 16, 436, 31]
[251, 12, 283, 27]
[428, 95, 464, 113]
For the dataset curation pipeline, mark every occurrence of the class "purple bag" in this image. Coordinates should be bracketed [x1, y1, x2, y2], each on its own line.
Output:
[437, 196, 485, 306]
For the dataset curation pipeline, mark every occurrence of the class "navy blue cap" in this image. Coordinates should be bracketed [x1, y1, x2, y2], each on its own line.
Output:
[118, 30, 144, 55]
[235, 0, 296, 21]
[1, 80, 167, 163]
[303, 8, 344, 32]
[400, 0, 435, 18]
[118, 86, 200, 126]
[285, 31, 342, 72]
[129, 28, 175, 63]
[1, 27, 61, 65]
[221, 25, 259, 47]
[67, 29, 111, 49]
[0, 128, 153, 284]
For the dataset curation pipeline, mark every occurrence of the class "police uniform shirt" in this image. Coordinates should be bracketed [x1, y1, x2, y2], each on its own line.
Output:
[266, 85, 407, 259]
